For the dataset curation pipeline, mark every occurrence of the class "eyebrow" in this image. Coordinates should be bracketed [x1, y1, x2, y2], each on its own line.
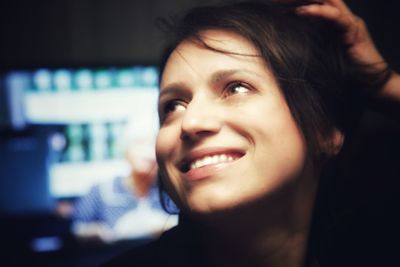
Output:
[211, 69, 265, 84]
[210, 69, 241, 83]
[158, 83, 188, 100]
[159, 69, 263, 100]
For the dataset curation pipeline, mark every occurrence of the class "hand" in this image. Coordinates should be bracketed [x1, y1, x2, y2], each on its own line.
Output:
[281, 0, 385, 70]
[275, 0, 400, 102]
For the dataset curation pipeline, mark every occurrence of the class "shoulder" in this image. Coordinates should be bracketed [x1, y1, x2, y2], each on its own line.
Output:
[100, 239, 158, 267]
[101, 224, 203, 267]
[316, 192, 400, 267]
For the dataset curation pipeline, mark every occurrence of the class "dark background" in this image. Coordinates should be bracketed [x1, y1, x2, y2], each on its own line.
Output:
[0, 0, 399, 266]
[0, 0, 400, 69]
[0, 0, 222, 69]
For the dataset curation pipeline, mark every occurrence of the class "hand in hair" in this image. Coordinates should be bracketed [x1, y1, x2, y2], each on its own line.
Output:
[275, 0, 400, 103]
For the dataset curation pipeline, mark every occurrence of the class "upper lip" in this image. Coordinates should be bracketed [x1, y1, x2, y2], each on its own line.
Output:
[178, 147, 245, 172]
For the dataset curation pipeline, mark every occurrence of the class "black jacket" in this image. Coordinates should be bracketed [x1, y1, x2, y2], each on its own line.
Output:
[102, 194, 399, 267]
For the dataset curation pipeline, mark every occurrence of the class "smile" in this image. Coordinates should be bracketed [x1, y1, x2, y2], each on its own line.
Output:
[179, 148, 244, 173]
[190, 154, 239, 170]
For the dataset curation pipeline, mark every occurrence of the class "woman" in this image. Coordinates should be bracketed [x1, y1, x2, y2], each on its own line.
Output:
[104, 1, 400, 266]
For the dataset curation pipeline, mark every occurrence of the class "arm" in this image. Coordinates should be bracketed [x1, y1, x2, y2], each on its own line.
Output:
[276, 0, 400, 103]
[295, 0, 400, 102]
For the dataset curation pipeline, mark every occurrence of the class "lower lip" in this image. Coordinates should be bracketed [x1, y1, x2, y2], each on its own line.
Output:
[184, 161, 236, 181]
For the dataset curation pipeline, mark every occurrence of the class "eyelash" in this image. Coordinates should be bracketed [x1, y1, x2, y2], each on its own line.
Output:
[223, 81, 251, 97]
[159, 81, 251, 122]
[164, 99, 186, 113]
[159, 99, 186, 122]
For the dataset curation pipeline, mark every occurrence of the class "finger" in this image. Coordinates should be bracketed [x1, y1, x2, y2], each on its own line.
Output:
[296, 4, 353, 29]
[270, 0, 324, 5]
[325, 0, 354, 14]
[270, 0, 296, 2]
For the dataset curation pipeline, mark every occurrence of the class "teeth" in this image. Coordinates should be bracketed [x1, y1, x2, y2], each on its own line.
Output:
[189, 154, 238, 170]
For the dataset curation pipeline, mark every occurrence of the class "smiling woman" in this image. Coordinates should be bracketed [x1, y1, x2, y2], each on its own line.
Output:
[102, 1, 400, 267]
[157, 30, 311, 217]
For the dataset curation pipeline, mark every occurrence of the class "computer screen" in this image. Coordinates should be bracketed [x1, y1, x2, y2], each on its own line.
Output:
[1, 65, 178, 260]
[2, 65, 160, 199]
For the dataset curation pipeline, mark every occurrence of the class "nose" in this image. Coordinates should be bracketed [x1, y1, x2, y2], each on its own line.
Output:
[180, 95, 222, 142]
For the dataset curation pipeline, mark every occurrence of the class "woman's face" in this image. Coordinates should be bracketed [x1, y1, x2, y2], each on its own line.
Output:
[156, 30, 309, 215]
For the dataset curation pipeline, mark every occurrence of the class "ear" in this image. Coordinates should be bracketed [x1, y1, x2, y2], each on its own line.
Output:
[321, 128, 345, 156]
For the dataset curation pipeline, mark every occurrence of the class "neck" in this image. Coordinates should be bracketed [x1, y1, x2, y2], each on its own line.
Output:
[191, 175, 318, 267]
[201, 219, 309, 267]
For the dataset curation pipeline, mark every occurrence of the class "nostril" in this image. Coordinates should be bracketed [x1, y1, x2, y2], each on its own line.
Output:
[180, 102, 222, 139]
[180, 132, 191, 142]
[180, 129, 217, 142]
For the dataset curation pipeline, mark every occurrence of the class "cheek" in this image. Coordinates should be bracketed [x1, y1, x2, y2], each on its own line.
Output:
[156, 127, 176, 183]
[246, 98, 307, 179]
[156, 124, 179, 162]
[156, 127, 184, 204]
[261, 118, 306, 179]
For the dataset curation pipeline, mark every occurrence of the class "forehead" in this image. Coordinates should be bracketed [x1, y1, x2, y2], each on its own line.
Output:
[195, 29, 259, 55]
[160, 30, 265, 88]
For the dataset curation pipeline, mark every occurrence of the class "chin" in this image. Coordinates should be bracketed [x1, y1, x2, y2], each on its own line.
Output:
[184, 191, 261, 218]
[181, 181, 297, 223]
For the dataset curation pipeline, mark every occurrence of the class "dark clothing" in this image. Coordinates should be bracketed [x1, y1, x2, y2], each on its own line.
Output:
[101, 219, 205, 267]
[102, 193, 399, 267]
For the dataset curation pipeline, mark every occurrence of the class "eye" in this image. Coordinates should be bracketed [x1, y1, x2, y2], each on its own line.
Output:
[223, 81, 250, 97]
[165, 100, 186, 113]
[159, 99, 186, 122]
